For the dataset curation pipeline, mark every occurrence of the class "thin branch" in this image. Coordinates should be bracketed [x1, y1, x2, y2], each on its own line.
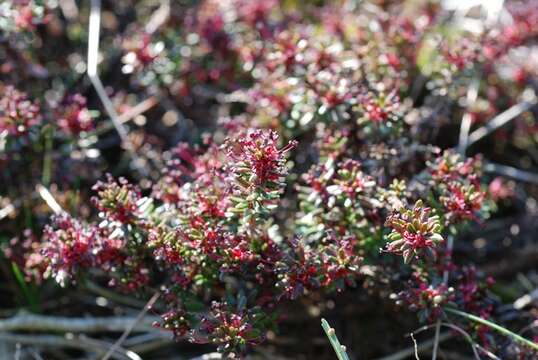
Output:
[88, 74, 130, 146]
[0, 333, 138, 360]
[84, 281, 150, 309]
[87, 0, 145, 173]
[28, 348, 45, 360]
[439, 323, 482, 360]
[58, 0, 79, 21]
[93, 96, 159, 136]
[467, 89, 537, 147]
[127, 336, 174, 354]
[87, 0, 128, 143]
[81, 335, 142, 360]
[410, 333, 420, 360]
[101, 292, 160, 360]
[118, 96, 159, 124]
[374, 333, 452, 360]
[414, 323, 500, 360]
[483, 162, 538, 184]
[0, 313, 161, 333]
[188, 353, 222, 360]
[145, 0, 171, 35]
[123, 331, 174, 349]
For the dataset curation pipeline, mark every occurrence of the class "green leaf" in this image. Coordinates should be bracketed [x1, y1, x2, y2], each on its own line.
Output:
[11, 262, 39, 312]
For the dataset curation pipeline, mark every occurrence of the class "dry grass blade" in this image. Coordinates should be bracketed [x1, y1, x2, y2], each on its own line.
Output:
[87, 0, 147, 174]
[458, 78, 480, 154]
[36, 184, 65, 215]
[0, 202, 15, 221]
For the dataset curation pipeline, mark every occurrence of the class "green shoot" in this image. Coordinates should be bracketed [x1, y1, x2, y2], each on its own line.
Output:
[321, 318, 351, 360]
[445, 307, 538, 351]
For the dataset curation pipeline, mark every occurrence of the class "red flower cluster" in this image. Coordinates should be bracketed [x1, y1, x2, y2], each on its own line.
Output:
[156, 308, 191, 339]
[194, 302, 265, 356]
[40, 215, 98, 286]
[36, 214, 149, 291]
[277, 234, 362, 299]
[488, 177, 515, 201]
[395, 274, 455, 321]
[385, 200, 444, 263]
[428, 151, 486, 222]
[0, 0, 48, 32]
[482, 1, 538, 61]
[122, 32, 164, 74]
[226, 130, 296, 223]
[0, 86, 41, 137]
[441, 183, 485, 222]
[454, 266, 494, 320]
[227, 130, 296, 189]
[56, 94, 94, 136]
[358, 90, 401, 124]
[92, 175, 143, 224]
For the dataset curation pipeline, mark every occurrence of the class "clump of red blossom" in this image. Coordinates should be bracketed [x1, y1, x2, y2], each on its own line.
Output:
[395, 273, 455, 322]
[428, 151, 486, 223]
[441, 182, 485, 222]
[225, 130, 297, 223]
[156, 308, 191, 338]
[91, 175, 143, 224]
[226, 130, 296, 188]
[0, 1, 48, 33]
[35, 213, 149, 291]
[488, 177, 515, 201]
[454, 266, 495, 321]
[56, 94, 94, 136]
[358, 90, 401, 124]
[276, 233, 362, 299]
[194, 302, 266, 357]
[385, 200, 444, 263]
[0, 86, 42, 138]
[40, 215, 97, 286]
[121, 32, 164, 74]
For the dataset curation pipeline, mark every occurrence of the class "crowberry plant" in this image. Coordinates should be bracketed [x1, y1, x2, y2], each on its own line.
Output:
[1, 0, 538, 359]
